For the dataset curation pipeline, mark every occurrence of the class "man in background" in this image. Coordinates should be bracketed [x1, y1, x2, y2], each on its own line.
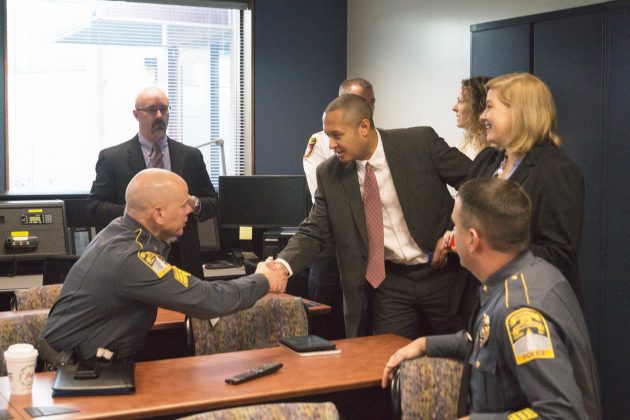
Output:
[87, 87, 216, 278]
[302, 77, 375, 339]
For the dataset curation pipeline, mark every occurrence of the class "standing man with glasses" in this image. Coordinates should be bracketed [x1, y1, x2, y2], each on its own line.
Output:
[88, 86, 217, 278]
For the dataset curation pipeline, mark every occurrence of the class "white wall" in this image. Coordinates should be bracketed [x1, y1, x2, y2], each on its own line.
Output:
[347, 0, 607, 146]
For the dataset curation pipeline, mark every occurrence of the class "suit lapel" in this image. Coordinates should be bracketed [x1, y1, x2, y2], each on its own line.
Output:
[168, 138, 185, 176]
[509, 144, 542, 184]
[339, 160, 368, 250]
[380, 130, 410, 217]
[127, 136, 147, 173]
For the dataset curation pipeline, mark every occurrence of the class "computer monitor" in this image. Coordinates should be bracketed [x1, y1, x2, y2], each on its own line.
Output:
[218, 176, 310, 229]
[197, 216, 220, 252]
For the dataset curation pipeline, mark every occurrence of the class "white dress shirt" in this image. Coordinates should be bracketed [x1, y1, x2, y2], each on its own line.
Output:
[356, 130, 428, 265]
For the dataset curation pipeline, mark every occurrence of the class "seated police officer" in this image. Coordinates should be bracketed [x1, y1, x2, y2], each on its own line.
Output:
[381, 178, 601, 420]
[39, 168, 287, 367]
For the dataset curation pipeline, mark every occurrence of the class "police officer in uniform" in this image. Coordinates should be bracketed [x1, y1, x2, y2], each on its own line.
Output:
[382, 178, 601, 419]
[39, 169, 288, 365]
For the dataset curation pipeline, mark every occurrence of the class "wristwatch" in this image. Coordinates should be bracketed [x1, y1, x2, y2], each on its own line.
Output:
[192, 196, 201, 214]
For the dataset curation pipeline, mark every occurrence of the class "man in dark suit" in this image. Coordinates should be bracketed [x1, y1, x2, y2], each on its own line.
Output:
[275, 94, 472, 339]
[87, 87, 217, 279]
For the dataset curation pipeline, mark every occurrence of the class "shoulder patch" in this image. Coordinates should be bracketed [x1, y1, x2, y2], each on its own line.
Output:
[304, 136, 317, 159]
[137, 251, 172, 279]
[505, 308, 554, 365]
[508, 408, 539, 419]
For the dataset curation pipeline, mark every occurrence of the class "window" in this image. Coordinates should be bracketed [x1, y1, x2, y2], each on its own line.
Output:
[4, 0, 250, 193]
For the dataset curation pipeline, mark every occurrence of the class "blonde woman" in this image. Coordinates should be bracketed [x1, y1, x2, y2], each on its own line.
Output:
[471, 72, 584, 298]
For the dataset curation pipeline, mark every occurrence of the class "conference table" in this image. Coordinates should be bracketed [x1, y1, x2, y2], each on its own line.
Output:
[0, 334, 409, 419]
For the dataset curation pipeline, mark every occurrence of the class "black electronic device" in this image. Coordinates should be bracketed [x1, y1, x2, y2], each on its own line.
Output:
[74, 359, 100, 380]
[5, 235, 39, 250]
[262, 227, 298, 259]
[67, 227, 95, 256]
[0, 200, 68, 260]
[218, 176, 310, 229]
[225, 362, 283, 385]
[197, 216, 220, 252]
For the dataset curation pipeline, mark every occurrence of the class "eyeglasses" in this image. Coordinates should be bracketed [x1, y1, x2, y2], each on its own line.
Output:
[136, 105, 171, 115]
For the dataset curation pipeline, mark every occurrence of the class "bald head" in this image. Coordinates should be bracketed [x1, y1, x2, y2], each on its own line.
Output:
[339, 78, 375, 111]
[126, 168, 182, 211]
[325, 94, 374, 129]
[126, 169, 192, 241]
[134, 87, 168, 110]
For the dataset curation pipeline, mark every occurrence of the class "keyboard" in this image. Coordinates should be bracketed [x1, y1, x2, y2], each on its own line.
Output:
[204, 260, 243, 270]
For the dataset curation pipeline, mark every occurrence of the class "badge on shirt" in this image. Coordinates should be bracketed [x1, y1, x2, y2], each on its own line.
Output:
[478, 313, 490, 348]
[506, 308, 555, 365]
[303, 136, 317, 159]
[137, 251, 172, 278]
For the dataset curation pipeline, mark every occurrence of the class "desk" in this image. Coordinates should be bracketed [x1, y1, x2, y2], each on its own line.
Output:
[0, 308, 183, 331]
[0, 393, 24, 420]
[1, 334, 409, 419]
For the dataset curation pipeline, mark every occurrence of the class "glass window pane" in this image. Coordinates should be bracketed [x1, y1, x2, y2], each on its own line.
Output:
[6, 0, 246, 193]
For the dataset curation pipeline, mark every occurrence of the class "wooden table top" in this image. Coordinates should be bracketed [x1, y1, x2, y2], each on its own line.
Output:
[0, 334, 409, 419]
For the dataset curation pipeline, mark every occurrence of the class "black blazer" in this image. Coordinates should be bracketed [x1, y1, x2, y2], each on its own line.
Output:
[87, 136, 218, 278]
[279, 126, 471, 337]
[469, 142, 584, 296]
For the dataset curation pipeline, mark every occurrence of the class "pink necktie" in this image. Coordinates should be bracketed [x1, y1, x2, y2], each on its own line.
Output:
[363, 163, 385, 288]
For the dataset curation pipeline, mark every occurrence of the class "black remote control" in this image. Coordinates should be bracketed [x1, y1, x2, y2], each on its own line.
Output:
[225, 362, 283, 385]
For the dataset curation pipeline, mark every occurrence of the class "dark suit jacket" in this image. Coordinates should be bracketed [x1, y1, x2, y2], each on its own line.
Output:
[469, 142, 584, 297]
[278, 127, 471, 337]
[87, 136, 218, 278]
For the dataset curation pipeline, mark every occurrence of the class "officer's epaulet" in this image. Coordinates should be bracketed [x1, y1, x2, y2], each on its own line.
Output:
[504, 272, 531, 309]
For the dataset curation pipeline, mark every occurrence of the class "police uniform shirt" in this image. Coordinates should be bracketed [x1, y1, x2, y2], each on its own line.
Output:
[426, 251, 601, 419]
[40, 214, 269, 361]
[303, 131, 335, 201]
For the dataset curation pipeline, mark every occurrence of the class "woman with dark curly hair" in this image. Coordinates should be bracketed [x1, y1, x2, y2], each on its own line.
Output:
[452, 76, 491, 158]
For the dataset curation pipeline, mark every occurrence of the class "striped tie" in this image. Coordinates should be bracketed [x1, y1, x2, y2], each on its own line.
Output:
[148, 143, 164, 169]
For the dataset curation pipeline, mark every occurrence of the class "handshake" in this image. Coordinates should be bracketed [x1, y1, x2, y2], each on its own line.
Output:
[255, 257, 289, 293]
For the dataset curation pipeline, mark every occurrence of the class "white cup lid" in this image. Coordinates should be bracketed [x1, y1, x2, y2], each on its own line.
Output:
[4, 343, 38, 360]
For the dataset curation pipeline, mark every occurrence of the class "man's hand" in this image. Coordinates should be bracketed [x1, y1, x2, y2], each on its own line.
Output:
[265, 258, 289, 275]
[255, 258, 288, 293]
[430, 230, 452, 269]
[381, 337, 426, 388]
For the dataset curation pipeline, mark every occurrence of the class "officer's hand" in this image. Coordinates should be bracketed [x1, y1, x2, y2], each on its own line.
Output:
[431, 230, 451, 269]
[256, 259, 288, 293]
[381, 337, 426, 388]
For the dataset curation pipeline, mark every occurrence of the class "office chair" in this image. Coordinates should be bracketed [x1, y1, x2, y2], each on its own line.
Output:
[177, 402, 340, 420]
[390, 356, 463, 420]
[0, 311, 49, 376]
[188, 296, 308, 355]
[11, 284, 63, 311]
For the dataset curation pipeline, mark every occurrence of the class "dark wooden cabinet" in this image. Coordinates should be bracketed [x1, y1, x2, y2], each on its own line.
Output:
[471, 2, 630, 417]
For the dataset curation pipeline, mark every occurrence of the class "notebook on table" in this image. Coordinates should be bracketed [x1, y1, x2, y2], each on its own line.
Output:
[52, 360, 135, 397]
[278, 335, 341, 356]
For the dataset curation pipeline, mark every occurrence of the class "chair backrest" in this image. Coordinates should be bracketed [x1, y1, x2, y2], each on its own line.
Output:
[12, 284, 63, 311]
[392, 357, 463, 420]
[177, 402, 340, 420]
[0, 311, 49, 376]
[190, 296, 308, 355]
